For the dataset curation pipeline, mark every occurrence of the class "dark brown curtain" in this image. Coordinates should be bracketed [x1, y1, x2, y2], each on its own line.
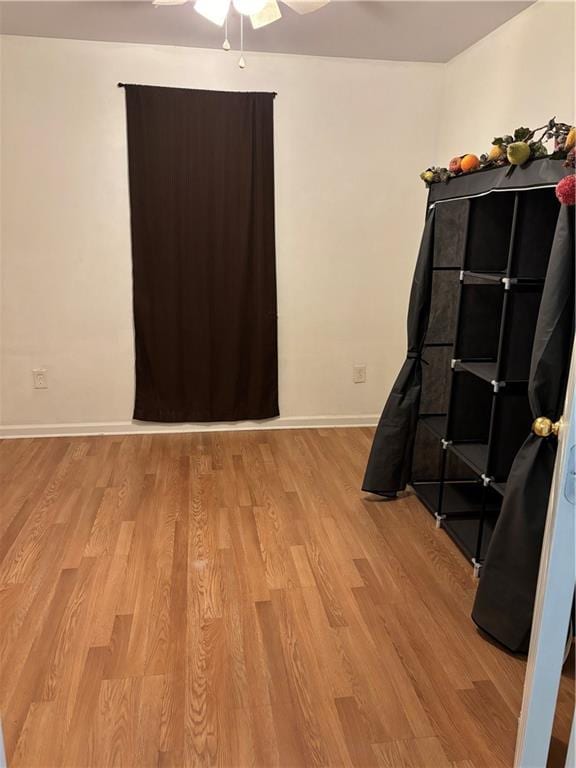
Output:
[124, 85, 278, 422]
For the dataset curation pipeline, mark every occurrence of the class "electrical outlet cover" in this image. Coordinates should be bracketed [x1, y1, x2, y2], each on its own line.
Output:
[32, 368, 48, 389]
[353, 365, 367, 384]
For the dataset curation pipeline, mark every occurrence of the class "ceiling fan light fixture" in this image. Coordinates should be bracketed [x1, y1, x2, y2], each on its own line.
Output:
[232, 0, 267, 16]
[250, 0, 282, 29]
[194, 0, 231, 26]
[283, 0, 330, 14]
[154, 0, 332, 66]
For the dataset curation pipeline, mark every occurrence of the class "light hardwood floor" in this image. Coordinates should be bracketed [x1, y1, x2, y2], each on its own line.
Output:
[0, 428, 572, 768]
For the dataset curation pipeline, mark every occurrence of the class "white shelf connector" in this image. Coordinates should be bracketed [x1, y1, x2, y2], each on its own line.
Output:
[502, 277, 517, 291]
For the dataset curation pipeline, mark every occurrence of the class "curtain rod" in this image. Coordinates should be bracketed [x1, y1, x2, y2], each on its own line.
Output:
[117, 83, 277, 97]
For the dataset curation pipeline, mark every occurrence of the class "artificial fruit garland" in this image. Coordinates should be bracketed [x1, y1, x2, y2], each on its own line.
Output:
[420, 118, 575, 186]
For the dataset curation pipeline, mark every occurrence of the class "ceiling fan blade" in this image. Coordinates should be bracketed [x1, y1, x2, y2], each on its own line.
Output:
[194, 0, 232, 25]
[153, 0, 189, 5]
[251, 0, 282, 29]
[282, 0, 329, 13]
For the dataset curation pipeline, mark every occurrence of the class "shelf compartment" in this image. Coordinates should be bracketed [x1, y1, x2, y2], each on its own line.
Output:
[412, 423, 473, 484]
[445, 450, 478, 481]
[412, 480, 498, 517]
[486, 391, 533, 481]
[498, 286, 544, 382]
[455, 282, 504, 361]
[455, 361, 498, 384]
[448, 387, 532, 482]
[465, 192, 515, 273]
[511, 189, 560, 278]
[447, 371, 492, 443]
[449, 442, 489, 476]
[441, 481, 500, 516]
[412, 481, 501, 564]
[442, 514, 498, 562]
[412, 481, 443, 515]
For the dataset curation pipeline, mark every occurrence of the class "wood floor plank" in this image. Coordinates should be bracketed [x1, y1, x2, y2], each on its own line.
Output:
[255, 598, 309, 767]
[372, 736, 452, 767]
[60, 645, 110, 768]
[0, 428, 573, 768]
[0, 525, 70, 708]
[335, 695, 376, 767]
[96, 676, 142, 767]
[4, 566, 79, 756]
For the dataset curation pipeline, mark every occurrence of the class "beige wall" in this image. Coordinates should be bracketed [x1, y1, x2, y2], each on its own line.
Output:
[0, 35, 441, 432]
[435, 0, 575, 164]
[1, 0, 574, 435]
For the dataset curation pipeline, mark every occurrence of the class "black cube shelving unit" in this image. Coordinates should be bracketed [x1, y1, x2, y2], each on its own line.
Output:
[411, 173, 562, 575]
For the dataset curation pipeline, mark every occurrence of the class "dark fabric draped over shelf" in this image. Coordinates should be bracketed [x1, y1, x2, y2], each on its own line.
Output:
[427, 159, 569, 204]
[124, 85, 278, 423]
[472, 205, 575, 653]
[365, 158, 573, 649]
[362, 208, 435, 494]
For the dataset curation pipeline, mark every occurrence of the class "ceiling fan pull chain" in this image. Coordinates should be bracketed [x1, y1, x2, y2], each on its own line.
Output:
[223, 13, 231, 50]
[238, 14, 246, 68]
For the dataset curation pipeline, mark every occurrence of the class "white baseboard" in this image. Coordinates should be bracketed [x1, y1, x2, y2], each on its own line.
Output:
[0, 414, 379, 439]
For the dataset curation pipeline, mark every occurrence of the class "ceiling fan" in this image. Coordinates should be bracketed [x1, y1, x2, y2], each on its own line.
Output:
[152, 0, 331, 31]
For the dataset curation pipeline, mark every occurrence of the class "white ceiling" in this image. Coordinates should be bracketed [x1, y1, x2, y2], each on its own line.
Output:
[0, 1, 533, 63]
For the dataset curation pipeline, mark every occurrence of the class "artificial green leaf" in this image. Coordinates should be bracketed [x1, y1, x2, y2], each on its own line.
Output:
[529, 140, 548, 158]
[514, 127, 531, 141]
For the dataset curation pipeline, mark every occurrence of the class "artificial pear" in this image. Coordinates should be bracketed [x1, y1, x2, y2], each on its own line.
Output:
[507, 141, 531, 166]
